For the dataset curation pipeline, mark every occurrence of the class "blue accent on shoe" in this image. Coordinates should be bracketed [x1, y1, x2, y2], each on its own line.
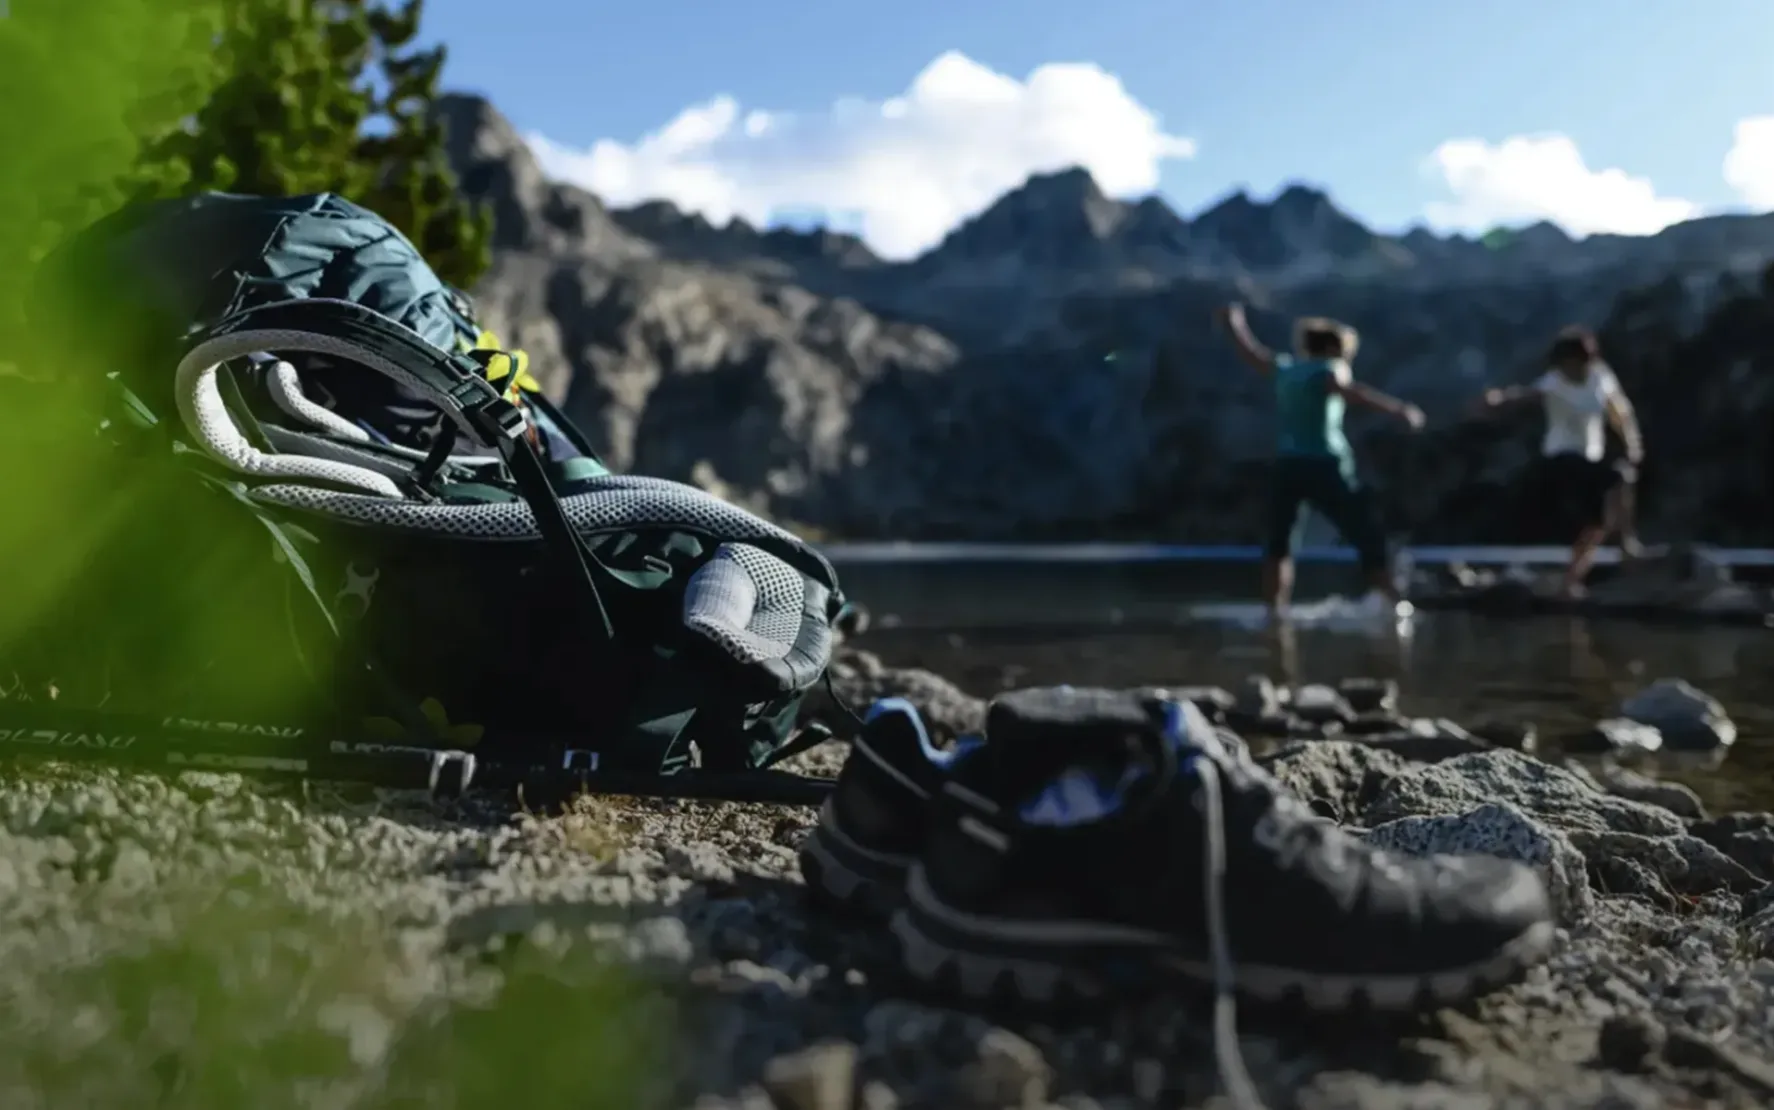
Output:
[864, 695, 968, 774]
[863, 696, 916, 725]
[1160, 698, 1186, 747]
[1016, 696, 1195, 827]
[1018, 765, 1141, 826]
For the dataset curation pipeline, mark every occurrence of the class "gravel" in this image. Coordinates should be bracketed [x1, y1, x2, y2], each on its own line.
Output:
[3, 651, 1772, 1110]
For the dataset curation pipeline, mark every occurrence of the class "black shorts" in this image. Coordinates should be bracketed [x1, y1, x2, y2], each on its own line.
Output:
[1264, 455, 1390, 573]
[1534, 453, 1627, 535]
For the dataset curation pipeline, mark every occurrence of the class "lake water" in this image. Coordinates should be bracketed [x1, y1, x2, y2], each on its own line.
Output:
[841, 565, 1774, 813]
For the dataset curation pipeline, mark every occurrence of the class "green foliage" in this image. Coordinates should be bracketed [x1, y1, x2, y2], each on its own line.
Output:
[141, 0, 492, 288]
[0, 0, 227, 344]
[0, 0, 488, 357]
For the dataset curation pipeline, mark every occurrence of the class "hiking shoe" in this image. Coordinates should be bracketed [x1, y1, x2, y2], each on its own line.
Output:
[800, 697, 976, 918]
[892, 686, 1555, 1013]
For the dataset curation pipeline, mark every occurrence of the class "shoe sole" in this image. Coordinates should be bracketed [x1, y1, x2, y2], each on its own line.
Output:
[892, 864, 1557, 1013]
[798, 799, 913, 920]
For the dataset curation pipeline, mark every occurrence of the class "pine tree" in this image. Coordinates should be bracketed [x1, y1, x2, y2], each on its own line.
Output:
[139, 0, 491, 288]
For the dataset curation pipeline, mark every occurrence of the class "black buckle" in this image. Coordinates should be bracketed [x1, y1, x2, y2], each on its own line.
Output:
[444, 370, 527, 442]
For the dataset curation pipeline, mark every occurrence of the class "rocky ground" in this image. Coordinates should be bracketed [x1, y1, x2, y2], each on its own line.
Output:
[3, 650, 1773, 1109]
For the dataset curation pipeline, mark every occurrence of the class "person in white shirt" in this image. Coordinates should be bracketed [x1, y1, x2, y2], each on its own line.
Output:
[1472, 326, 1645, 597]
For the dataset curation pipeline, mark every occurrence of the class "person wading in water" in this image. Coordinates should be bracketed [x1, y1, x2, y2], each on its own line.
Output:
[1216, 302, 1425, 621]
[1471, 326, 1645, 597]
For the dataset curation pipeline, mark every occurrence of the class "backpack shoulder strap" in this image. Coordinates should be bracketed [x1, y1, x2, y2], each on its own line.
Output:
[182, 298, 617, 641]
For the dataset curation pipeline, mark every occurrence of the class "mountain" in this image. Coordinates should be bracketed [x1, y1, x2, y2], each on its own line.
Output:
[438, 93, 1774, 544]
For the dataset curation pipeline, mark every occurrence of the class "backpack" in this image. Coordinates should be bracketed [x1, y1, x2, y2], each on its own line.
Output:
[16, 195, 848, 778]
[31, 191, 598, 468]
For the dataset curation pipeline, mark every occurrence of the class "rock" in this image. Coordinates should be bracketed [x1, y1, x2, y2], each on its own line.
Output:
[1579, 762, 1708, 821]
[1337, 677, 1400, 715]
[1153, 685, 1235, 724]
[1260, 741, 1411, 824]
[1232, 675, 1284, 721]
[1343, 711, 1409, 736]
[1690, 814, 1774, 882]
[1596, 1013, 1667, 1072]
[857, 1003, 1054, 1109]
[1469, 579, 1539, 615]
[1564, 828, 1762, 896]
[1358, 731, 1493, 763]
[1590, 854, 1681, 911]
[1407, 717, 1482, 744]
[1663, 1025, 1774, 1097]
[1742, 901, 1774, 958]
[1688, 582, 1771, 617]
[1566, 718, 1665, 756]
[809, 649, 985, 741]
[1226, 676, 1296, 737]
[956, 1028, 1051, 1109]
[1619, 679, 1738, 751]
[1614, 544, 1736, 592]
[1469, 718, 1538, 753]
[1290, 684, 1356, 726]
[762, 1043, 859, 1110]
[1360, 749, 1688, 837]
[1364, 802, 1593, 923]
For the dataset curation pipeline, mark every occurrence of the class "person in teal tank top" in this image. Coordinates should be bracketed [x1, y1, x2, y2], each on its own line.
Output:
[1215, 303, 1426, 619]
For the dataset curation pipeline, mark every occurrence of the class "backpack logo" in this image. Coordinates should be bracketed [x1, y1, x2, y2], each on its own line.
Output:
[334, 562, 380, 618]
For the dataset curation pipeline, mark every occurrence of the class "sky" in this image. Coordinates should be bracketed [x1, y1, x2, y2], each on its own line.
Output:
[419, 0, 1774, 261]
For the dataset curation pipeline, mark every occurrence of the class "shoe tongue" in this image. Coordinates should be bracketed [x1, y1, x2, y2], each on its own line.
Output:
[1002, 690, 1229, 827]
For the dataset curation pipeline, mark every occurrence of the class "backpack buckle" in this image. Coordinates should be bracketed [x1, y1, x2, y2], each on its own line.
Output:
[561, 749, 600, 772]
[426, 749, 478, 798]
[445, 374, 527, 442]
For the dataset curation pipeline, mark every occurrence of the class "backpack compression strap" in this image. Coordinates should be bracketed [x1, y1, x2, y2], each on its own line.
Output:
[180, 298, 615, 641]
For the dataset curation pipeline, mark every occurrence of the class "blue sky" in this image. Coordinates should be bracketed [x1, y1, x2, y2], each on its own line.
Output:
[421, 0, 1774, 258]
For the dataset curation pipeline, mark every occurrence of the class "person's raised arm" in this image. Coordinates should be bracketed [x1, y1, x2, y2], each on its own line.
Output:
[1326, 361, 1425, 429]
[1214, 302, 1276, 373]
[1600, 368, 1644, 462]
[1471, 376, 1546, 417]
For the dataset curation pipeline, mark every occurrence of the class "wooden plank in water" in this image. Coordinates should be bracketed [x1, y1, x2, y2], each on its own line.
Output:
[818, 542, 1774, 568]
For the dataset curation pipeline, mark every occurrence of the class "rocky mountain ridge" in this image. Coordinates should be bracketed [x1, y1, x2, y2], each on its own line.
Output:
[441, 93, 1774, 544]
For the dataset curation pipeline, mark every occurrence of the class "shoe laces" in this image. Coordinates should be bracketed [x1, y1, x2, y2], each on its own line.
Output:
[1128, 727, 1268, 1110]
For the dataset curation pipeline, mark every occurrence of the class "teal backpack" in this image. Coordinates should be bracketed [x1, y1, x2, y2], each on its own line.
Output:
[15, 194, 849, 781]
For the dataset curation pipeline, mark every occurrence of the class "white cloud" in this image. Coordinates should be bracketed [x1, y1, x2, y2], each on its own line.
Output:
[525, 51, 1196, 260]
[1421, 133, 1697, 237]
[1724, 116, 1774, 210]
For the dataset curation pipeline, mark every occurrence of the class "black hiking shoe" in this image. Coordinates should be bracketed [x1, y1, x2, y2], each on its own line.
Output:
[799, 689, 1219, 918]
[892, 686, 1556, 1014]
[799, 697, 978, 918]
